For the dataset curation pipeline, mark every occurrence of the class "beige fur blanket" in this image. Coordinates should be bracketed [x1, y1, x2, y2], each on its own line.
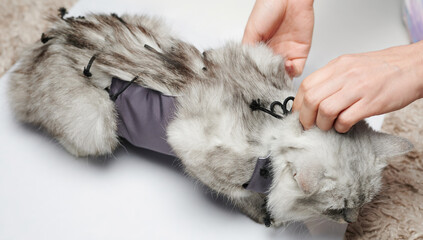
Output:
[0, 0, 77, 77]
[346, 99, 423, 239]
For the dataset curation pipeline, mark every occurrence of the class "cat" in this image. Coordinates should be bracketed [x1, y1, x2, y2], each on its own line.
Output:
[8, 11, 413, 227]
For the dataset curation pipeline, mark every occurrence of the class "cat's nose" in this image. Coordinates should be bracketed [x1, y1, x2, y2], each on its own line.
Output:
[343, 208, 359, 223]
[344, 218, 354, 224]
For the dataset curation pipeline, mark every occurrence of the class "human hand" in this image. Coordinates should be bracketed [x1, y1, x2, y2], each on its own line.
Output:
[292, 42, 423, 133]
[242, 0, 314, 77]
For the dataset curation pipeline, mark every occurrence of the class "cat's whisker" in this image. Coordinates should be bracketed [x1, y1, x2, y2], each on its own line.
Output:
[117, 141, 129, 154]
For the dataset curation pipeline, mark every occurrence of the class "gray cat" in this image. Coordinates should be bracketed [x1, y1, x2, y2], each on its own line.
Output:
[8, 11, 412, 227]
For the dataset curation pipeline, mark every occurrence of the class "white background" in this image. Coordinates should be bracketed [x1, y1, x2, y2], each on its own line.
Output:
[0, 0, 408, 239]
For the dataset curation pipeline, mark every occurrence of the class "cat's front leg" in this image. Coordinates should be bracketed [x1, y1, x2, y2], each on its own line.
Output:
[233, 193, 272, 226]
[234, 193, 289, 227]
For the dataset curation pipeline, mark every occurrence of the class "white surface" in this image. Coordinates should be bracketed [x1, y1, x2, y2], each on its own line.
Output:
[0, 0, 409, 240]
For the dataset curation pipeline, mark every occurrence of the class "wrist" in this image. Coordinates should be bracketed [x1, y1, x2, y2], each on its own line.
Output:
[409, 41, 423, 98]
[392, 41, 423, 99]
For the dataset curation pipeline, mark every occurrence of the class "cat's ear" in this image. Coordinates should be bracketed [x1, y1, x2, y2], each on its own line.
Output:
[370, 132, 413, 159]
[351, 121, 413, 159]
[290, 161, 324, 195]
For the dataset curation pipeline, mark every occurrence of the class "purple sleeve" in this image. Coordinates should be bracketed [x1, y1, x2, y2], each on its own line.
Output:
[109, 77, 177, 156]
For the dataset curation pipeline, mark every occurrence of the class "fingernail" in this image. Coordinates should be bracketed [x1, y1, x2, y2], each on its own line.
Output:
[285, 63, 297, 78]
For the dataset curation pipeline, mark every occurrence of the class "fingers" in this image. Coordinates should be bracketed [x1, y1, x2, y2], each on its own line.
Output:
[293, 67, 371, 133]
[334, 99, 369, 133]
[242, 20, 262, 45]
[242, 1, 260, 44]
[293, 43, 423, 133]
[296, 85, 362, 133]
[293, 66, 333, 112]
[242, 0, 285, 45]
[285, 58, 306, 77]
[298, 79, 342, 130]
[315, 89, 360, 131]
[293, 63, 366, 130]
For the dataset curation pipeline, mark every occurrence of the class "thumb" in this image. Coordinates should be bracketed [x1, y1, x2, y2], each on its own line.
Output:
[285, 58, 307, 77]
[242, 0, 286, 45]
[242, 22, 262, 45]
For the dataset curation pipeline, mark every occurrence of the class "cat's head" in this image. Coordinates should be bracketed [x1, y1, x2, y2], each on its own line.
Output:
[266, 114, 412, 225]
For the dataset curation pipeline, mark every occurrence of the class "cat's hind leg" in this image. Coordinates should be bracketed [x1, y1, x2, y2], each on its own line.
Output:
[8, 47, 119, 157]
[52, 84, 119, 157]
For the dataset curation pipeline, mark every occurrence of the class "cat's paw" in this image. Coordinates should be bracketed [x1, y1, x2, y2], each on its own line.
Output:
[54, 90, 119, 157]
[270, 219, 287, 228]
[235, 194, 276, 227]
[58, 128, 118, 157]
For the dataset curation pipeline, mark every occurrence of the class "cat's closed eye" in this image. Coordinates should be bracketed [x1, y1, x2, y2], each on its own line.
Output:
[324, 208, 345, 216]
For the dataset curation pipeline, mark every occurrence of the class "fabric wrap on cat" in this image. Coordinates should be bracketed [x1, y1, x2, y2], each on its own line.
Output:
[109, 77, 273, 193]
[109, 77, 176, 156]
[244, 155, 273, 193]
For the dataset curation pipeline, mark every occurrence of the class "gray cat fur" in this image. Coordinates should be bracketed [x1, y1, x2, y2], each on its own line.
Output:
[8, 13, 413, 226]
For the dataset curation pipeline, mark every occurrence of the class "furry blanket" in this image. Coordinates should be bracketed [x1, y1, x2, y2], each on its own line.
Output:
[0, 0, 77, 77]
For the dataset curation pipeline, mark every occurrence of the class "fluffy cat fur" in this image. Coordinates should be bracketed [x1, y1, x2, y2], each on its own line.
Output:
[8, 12, 413, 227]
